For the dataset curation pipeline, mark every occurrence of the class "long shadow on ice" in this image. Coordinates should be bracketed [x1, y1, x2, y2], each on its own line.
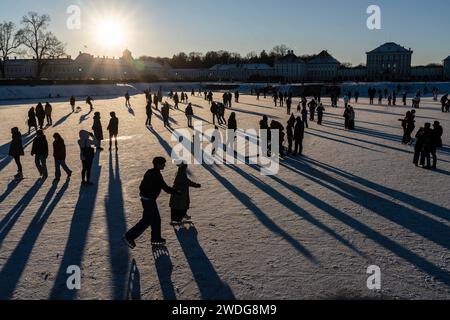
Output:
[202, 164, 316, 263]
[104, 151, 130, 299]
[0, 179, 43, 247]
[174, 226, 235, 300]
[152, 245, 176, 300]
[52, 112, 73, 128]
[49, 152, 101, 299]
[126, 259, 141, 300]
[0, 180, 69, 299]
[278, 158, 450, 287]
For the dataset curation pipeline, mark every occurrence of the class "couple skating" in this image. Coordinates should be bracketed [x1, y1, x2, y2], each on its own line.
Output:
[123, 157, 201, 248]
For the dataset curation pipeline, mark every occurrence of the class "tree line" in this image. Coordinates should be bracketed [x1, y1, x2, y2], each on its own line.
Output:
[140, 45, 294, 69]
[0, 12, 65, 79]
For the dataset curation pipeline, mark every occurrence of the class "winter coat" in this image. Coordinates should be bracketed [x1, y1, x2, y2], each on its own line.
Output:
[185, 105, 193, 116]
[78, 131, 96, 161]
[169, 167, 200, 210]
[28, 109, 37, 127]
[36, 105, 45, 119]
[146, 104, 153, 117]
[92, 116, 104, 141]
[294, 121, 304, 141]
[31, 135, 48, 158]
[107, 117, 119, 135]
[45, 103, 52, 115]
[53, 139, 67, 160]
[9, 131, 24, 157]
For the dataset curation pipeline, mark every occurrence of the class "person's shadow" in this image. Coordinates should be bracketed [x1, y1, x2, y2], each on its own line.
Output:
[152, 245, 176, 300]
[79, 109, 92, 124]
[126, 259, 141, 300]
[174, 226, 235, 300]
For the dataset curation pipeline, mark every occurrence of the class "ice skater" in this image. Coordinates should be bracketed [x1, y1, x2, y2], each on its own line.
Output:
[78, 130, 97, 186]
[123, 157, 180, 248]
[35, 103, 45, 129]
[45, 102, 53, 126]
[28, 107, 38, 134]
[31, 130, 49, 179]
[52, 133, 72, 181]
[107, 112, 119, 151]
[70, 95, 76, 112]
[92, 112, 104, 151]
[9, 127, 24, 180]
[169, 162, 201, 224]
[185, 103, 194, 128]
[86, 96, 94, 112]
[125, 92, 131, 107]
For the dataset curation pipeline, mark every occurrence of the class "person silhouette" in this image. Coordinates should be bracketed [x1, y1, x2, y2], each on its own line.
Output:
[124, 157, 180, 247]
[9, 127, 24, 180]
[169, 162, 201, 224]
[107, 112, 119, 150]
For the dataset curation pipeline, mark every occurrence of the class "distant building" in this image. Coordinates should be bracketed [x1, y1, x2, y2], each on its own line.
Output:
[2, 49, 167, 80]
[366, 42, 413, 81]
[411, 65, 443, 81]
[304, 51, 341, 81]
[274, 51, 306, 81]
[444, 56, 450, 80]
[337, 65, 367, 81]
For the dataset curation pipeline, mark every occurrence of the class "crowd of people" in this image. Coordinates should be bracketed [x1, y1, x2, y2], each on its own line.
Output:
[6, 85, 448, 247]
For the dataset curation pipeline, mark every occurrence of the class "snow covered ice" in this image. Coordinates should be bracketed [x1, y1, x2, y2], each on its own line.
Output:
[0, 88, 450, 300]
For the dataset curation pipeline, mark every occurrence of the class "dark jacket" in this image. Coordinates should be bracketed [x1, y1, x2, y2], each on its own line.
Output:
[146, 103, 153, 117]
[92, 115, 104, 140]
[228, 117, 237, 130]
[294, 121, 305, 140]
[107, 117, 119, 134]
[28, 108, 37, 127]
[45, 103, 52, 115]
[36, 104, 45, 119]
[53, 139, 67, 160]
[432, 125, 443, 148]
[9, 131, 24, 157]
[140, 168, 178, 200]
[185, 105, 193, 116]
[31, 135, 48, 157]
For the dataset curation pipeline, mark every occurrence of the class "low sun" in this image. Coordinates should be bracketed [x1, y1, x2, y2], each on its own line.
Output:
[96, 19, 125, 48]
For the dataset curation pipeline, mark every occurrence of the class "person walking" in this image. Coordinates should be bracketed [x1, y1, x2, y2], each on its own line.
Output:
[92, 112, 104, 151]
[441, 94, 448, 112]
[86, 96, 94, 112]
[31, 129, 49, 179]
[317, 103, 325, 125]
[169, 162, 201, 224]
[145, 102, 153, 127]
[153, 93, 159, 110]
[286, 96, 292, 115]
[125, 92, 131, 107]
[52, 133, 72, 181]
[70, 95, 76, 113]
[301, 105, 308, 128]
[45, 102, 53, 126]
[161, 102, 170, 128]
[343, 106, 350, 130]
[9, 127, 24, 180]
[308, 99, 317, 121]
[419, 123, 434, 169]
[210, 102, 219, 125]
[36, 103, 46, 129]
[78, 130, 96, 186]
[286, 115, 295, 155]
[28, 107, 38, 134]
[107, 112, 119, 150]
[123, 157, 180, 248]
[293, 117, 305, 156]
[185, 103, 194, 127]
[348, 106, 356, 130]
[174, 92, 179, 109]
[227, 112, 237, 133]
[218, 103, 227, 125]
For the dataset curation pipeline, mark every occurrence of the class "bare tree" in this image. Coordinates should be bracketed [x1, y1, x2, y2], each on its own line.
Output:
[0, 21, 22, 79]
[270, 44, 291, 57]
[17, 12, 65, 79]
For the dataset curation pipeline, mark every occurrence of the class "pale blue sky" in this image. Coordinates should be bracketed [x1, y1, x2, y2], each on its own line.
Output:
[2, 0, 449, 65]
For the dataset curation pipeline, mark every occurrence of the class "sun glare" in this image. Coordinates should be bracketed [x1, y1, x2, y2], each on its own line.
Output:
[96, 19, 125, 48]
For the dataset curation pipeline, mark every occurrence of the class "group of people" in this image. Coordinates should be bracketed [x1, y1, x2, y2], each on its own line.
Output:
[123, 158, 201, 247]
[440, 94, 450, 112]
[27, 102, 53, 134]
[9, 128, 72, 181]
[13, 109, 120, 183]
[413, 121, 443, 169]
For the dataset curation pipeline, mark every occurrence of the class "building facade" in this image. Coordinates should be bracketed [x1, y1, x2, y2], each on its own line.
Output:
[2, 49, 167, 80]
[444, 56, 450, 80]
[366, 42, 413, 81]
